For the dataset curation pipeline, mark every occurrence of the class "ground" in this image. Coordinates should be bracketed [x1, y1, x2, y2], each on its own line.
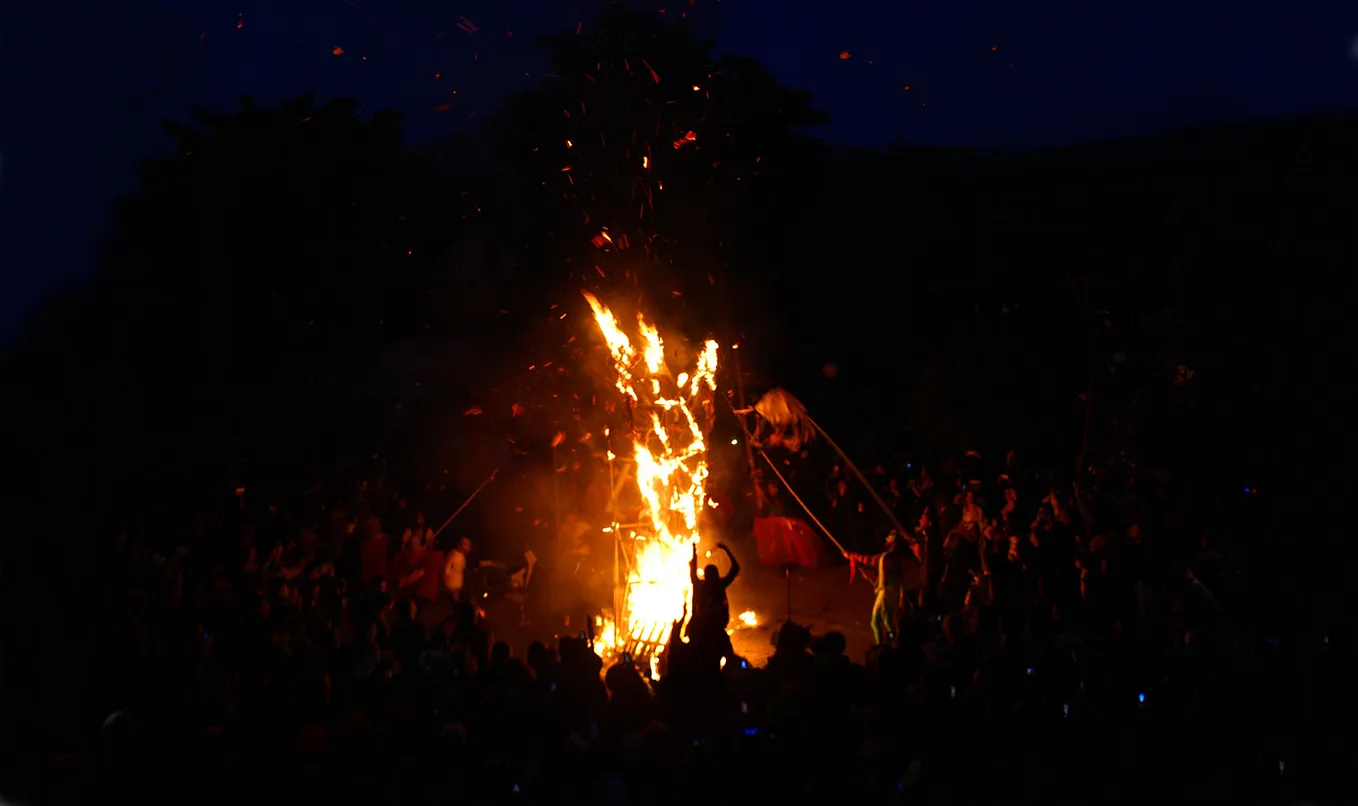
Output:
[724, 555, 878, 666]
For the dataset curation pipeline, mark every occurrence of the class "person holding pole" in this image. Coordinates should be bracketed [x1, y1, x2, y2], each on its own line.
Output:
[843, 530, 920, 646]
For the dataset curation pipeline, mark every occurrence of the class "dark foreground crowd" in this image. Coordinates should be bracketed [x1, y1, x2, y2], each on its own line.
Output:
[9, 449, 1349, 806]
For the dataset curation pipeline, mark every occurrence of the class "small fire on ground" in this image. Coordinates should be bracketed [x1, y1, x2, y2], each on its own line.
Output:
[732, 610, 758, 631]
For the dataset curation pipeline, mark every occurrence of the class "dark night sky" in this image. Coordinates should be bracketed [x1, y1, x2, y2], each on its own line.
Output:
[2, 0, 1355, 341]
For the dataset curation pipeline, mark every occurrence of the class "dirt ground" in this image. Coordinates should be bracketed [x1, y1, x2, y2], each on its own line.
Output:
[724, 554, 878, 666]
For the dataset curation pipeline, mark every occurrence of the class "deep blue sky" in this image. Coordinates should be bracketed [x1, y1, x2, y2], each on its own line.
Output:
[2, 0, 1355, 341]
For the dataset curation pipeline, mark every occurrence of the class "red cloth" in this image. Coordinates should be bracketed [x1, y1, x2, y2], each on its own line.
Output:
[754, 517, 829, 569]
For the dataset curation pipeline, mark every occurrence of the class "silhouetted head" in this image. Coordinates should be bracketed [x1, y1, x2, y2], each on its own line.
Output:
[819, 631, 847, 657]
[775, 621, 812, 654]
[703, 563, 719, 581]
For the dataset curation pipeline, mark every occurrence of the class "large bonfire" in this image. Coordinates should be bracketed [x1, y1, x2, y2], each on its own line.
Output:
[582, 292, 720, 672]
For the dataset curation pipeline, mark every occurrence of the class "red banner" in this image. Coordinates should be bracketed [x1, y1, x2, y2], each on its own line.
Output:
[754, 516, 830, 569]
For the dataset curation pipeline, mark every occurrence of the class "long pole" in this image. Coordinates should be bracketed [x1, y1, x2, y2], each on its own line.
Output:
[758, 450, 874, 586]
[731, 346, 764, 510]
[758, 450, 848, 555]
[432, 468, 500, 541]
[607, 452, 617, 522]
[609, 456, 621, 655]
[803, 415, 913, 542]
[552, 443, 562, 531]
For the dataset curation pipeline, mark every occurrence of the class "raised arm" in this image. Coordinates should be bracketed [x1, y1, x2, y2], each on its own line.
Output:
[718, 543, 740, 583]
[671, 601, 688, 644]
[690, 543, 699, 585]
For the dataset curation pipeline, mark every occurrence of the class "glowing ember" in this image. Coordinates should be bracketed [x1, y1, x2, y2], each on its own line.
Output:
[584, 292, 719, 671]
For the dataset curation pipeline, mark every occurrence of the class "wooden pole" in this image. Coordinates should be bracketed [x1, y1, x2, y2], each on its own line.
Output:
[609, 453, 622, 656]
[552, 441, 562, 531]
[731, 345, 765, 510]
[804, 415, 913, 542]
[758, 449, 874, 586]
[432, 468, 499, 541]
[758, 450, 848, 555]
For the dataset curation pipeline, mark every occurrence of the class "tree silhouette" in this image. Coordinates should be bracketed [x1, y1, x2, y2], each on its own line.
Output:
[0, 96, 485, 751]
[14, 96, 469, 492]
[488, 6, 827, 330]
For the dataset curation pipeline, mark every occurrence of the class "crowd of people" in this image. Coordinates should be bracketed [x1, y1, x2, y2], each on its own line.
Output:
[14, 443, 1344, 805]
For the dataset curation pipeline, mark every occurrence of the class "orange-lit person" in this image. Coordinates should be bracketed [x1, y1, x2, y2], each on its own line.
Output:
[687, 542, 741, 664]
[843, 531, 920, 645]
[442, 536, 473, 603]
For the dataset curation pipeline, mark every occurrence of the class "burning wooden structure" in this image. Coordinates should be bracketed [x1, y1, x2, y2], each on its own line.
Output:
[581, 292, 719, 677]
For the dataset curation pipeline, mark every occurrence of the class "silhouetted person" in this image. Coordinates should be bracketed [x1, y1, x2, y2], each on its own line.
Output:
[687, 542, 740, 664]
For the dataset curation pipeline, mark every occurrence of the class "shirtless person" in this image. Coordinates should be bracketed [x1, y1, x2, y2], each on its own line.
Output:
[844, 530, 920, 645]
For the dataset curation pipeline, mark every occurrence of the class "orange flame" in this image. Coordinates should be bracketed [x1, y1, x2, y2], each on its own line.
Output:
[583, 292, 719, 673]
